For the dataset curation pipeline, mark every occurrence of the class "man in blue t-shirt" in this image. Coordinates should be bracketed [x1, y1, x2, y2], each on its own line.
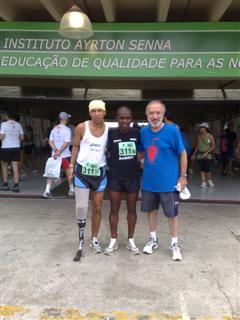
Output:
[139, 100, 187, 261]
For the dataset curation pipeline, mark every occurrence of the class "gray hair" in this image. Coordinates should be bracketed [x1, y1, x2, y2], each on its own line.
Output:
[146, 100, 166, 115]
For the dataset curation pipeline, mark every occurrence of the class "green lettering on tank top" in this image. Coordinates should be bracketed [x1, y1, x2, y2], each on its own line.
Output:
[82, 162, 100, 176]
[118, 141, 136, 157]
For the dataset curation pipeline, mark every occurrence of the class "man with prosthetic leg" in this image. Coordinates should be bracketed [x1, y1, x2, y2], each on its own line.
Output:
[69, 100, 108, 261]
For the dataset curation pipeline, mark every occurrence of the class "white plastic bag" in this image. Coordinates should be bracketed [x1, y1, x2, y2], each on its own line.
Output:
[43, 157, 61, 179]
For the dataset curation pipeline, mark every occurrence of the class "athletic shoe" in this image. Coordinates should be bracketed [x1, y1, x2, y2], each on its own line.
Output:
[90, 240, 103, 253]
[171, 243, 182, 261]
[208, 180, 215, 187]
[104, 241, 119, 255]
[200, 181, 207, 188]
[68, 190, 75, 197]
[2, 183, 10, 191]
[12, 184, 19, 193]
[143, 237, 159, 254]
[127, 241, 141, 255]
[42, 191, 53, 199]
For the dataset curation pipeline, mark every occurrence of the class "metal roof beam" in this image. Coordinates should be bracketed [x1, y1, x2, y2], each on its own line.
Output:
[100, 0, 116, 22]
[157, 0, 171, 22]
[40, 0, 63, 21]
[0, 2, 17, 21]
[208, 0, 233, 21]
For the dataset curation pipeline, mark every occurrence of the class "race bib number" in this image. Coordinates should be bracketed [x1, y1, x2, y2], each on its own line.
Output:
[118, 142, 136, 157]
[82, 162, 100, 176]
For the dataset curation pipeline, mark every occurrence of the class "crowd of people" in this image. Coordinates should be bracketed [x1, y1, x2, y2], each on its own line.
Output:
[0, 101, 239, 261]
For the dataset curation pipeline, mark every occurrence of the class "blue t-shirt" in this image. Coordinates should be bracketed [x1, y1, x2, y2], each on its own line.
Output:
[139, 123, 185, 192]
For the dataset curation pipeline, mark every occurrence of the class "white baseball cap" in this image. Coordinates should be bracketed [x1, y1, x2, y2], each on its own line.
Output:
[59, 111, 71, 120]
[199, 122, 209, 129]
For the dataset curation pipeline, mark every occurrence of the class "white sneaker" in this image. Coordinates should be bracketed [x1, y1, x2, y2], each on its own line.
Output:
[200, 181, 207, 188]
[208, 180, 215, 187]
[90, 239, 103, 253]
[68, 190, 75, 197]
[143, 237, 159, 254]
[104, 241, 119, 255]
[42, 191, 53, 199]
[127, 240, 141, 255]
[171, 243, 182, 261]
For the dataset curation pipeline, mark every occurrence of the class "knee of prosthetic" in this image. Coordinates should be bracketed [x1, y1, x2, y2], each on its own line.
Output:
[77, 219, 86, 229]
[76, 204, 88, 223]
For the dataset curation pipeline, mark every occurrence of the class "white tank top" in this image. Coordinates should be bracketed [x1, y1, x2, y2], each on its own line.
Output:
[77, 121, 108, 167]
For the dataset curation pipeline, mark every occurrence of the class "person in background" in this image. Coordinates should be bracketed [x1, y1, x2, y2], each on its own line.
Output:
[23, 125, 38, 174]
[191, 122, 215, 187]
[226, 122, 237, 175]
[0, 111, 24, 192]
[42, 111, 74, 198]
[180, 128, 191, 159]
[164, 111, 192, 173]
[43, 119, 58, 156]
[234, 139, 240, 169]
[185, 123, 197, 175]
[164, 110, 179, 128]
[68, 122, 75, 152]
[132, 121, 141, 131]
[220, 124, 229, 175]
[13, 114, 26, 181]
[139, 100, 187, 261]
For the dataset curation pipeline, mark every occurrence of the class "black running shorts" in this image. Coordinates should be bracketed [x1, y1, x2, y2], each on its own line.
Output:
[108, 177, 140, 193]
[0, 148, 21, 162]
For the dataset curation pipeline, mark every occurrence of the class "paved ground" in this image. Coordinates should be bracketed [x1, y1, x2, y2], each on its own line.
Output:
[0, 198, 240, 319]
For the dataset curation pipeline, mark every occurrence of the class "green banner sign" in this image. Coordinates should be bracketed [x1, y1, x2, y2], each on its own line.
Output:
[0, 22, 239, 78]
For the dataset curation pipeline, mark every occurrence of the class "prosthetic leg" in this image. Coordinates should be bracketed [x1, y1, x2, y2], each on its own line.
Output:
[73, 187, 89, 262]
[73, 219, 86, 261]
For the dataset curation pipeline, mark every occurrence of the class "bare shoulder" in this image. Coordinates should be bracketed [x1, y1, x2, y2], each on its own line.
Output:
[75, 122, 85, 136]
[210, 133, 214, 139]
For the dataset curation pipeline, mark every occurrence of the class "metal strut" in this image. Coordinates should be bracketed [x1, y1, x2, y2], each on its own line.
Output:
[73, 223, 85, 261]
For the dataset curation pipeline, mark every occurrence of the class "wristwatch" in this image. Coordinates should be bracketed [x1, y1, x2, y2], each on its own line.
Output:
[180, 173, 187, 177]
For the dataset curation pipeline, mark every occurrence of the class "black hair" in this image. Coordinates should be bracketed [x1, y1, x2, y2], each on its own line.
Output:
[133, 121, 141, 130]
[164, 110, 175, 122]
[116, 106, 132, 117]
[6, 111, 16, 120]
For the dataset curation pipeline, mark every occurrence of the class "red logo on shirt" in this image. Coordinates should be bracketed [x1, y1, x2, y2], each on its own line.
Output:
[147, 145, 158, 162]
